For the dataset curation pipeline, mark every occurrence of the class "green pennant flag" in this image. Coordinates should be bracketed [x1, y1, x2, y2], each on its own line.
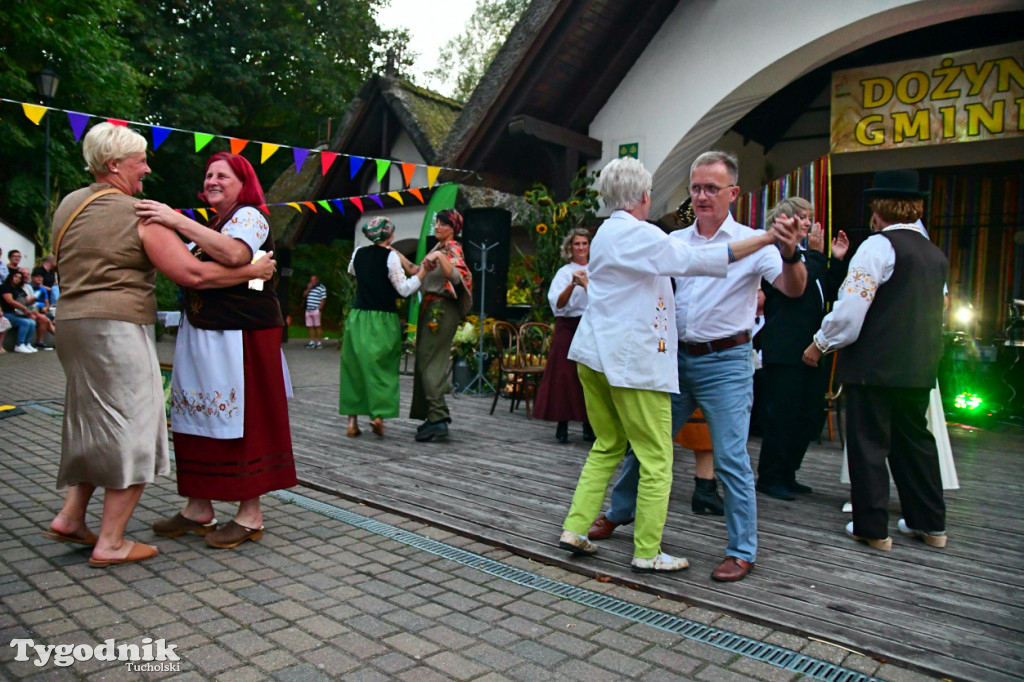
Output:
[376, 159, 391, 183]
[194, 132, 215, 152]
[317, 200, 332, 213]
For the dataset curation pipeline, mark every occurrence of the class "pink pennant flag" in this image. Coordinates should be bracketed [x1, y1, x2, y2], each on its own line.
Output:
[349, 156, 365, 179]
[321, 152, 338, 175]
[107, 118, 128, 127]
[368, 194, 383, 208]
[401, 163, 416, 188]
[230, 138, 249, 155]
[151, 126, 172, 150]
[66, 111, 90, 141]
[350, 197, 364, 213]
[293, 148, 309, 173]
[258, 205, 269, 214]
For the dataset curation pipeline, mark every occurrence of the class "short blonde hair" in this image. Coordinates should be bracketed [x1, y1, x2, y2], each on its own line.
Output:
[82, 122, 148, 175]
[766, 197, 813, 229]
[597, 157, 651, 212]
[559, 228, 591, 262]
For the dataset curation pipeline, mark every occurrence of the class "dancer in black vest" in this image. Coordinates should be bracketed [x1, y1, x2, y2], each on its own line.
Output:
[803, 170, 948, 551]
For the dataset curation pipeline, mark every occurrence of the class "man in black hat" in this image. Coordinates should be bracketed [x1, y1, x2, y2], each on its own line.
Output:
[803, 169, 949, 551]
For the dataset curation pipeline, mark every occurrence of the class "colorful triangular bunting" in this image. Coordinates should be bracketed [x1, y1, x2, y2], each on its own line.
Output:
[321, 152, 338, 175]
[300, 201, 317, 212]
[349, 156, 365, 179]
[152, 126, 172, 150]
[331, 199, 345, 214]
[317, 200, 332, 213]
[387, 192, 404, 206]
[401, 163, 415, 188]
[350, 197, 364, 213]
[427, 166, 441, 189]
[230, 138, 249, 155]
[21, 103, 46, 125]
[194, 133, 215, 153]
[376, 159, 391, 183]
[261, 143, 280, 164]
[368, 194, 383, 208]
[258, 205, 269, 214]
[66, 111, 90, 141]
[183, 209, 196, 221]
[287, 202, 301, 212]
[409, 188, 424, 203]
[196, 208, 208, 221]
[107, 118, 128, 127]
[293, 148, 309, 173]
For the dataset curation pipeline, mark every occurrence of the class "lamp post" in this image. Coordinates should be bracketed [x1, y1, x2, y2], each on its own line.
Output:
[35, 65, 60, 216]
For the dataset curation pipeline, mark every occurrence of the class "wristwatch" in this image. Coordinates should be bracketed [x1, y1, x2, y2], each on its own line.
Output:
[781, 248, 802, 264]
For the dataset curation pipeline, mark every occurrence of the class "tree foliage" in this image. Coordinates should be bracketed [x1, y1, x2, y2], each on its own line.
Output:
[0, 0, 400, 250]
[427, 0, 528, 102]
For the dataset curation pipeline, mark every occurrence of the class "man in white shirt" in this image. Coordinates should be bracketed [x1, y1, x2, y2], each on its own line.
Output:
[590, 151, 807, 582]
[803, 170, 948, 551]
[558, 156, 800, 575]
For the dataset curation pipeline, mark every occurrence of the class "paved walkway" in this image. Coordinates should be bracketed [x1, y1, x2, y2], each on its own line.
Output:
[0, 342, 938, 681]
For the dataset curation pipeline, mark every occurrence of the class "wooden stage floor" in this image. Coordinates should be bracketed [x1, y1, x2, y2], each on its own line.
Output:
[285, 351, 1023, 682]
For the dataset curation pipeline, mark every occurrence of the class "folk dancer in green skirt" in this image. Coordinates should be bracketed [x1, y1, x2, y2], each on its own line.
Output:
[339, 217, 437, 438]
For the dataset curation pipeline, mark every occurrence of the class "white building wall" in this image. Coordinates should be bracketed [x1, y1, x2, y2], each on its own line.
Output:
[355, 130, 432, 250]
[586, 0, 1019, 217]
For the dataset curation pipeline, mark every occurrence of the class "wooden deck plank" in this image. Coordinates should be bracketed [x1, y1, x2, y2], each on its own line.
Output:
[283, 348, 1024, 682]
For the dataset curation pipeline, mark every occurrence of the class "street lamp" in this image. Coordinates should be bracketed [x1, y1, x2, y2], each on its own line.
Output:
[35, 65, 60, 216]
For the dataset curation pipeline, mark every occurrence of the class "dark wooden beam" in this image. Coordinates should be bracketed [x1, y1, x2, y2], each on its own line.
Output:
[507, 115, 602, 158]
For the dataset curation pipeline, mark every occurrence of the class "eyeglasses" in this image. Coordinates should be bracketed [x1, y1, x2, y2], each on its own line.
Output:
[689, 184, 736, 198]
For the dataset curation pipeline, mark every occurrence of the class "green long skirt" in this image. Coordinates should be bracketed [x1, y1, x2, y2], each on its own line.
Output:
[338, 309, 403, 418]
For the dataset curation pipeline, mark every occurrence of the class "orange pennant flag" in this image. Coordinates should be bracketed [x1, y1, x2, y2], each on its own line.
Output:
[408, 188, 424, 203]
[230, 138, 249, 155]
[21, 104, 46, 125]
[321, 152, 338, 175]
[387, 191, 404, 206]
[261, 143, 280, 164]
[300, 202, 317, 213]
[427, 166, 441, 189]
[401, 163, 416, 188]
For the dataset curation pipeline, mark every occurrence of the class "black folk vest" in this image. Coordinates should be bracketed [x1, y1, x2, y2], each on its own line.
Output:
[352, 245, 399, 313]
[837, 229, 948, 388]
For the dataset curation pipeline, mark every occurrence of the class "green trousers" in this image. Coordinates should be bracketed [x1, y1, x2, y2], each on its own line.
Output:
[563, 364, 673, 559]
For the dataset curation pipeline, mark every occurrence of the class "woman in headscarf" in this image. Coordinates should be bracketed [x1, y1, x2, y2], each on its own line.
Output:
[409, 209, 472, 442]
[135, 152, 295, 550]
[46, 124, 274, 566]
[339, 217, 436, 438]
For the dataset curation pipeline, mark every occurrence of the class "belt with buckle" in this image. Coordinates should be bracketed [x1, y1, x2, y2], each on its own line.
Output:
[683, 332, 751, 357]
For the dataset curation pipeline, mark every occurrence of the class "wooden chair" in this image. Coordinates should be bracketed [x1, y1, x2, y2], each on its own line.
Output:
[489, 321, 550, 417]
[824, 353, 844, 445]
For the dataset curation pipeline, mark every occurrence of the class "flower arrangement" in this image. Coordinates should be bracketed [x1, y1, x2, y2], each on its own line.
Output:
[451, 314, 498, 377]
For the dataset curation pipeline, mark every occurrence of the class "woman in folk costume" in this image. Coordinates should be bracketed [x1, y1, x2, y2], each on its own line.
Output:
[339, 217, 436, 438]
[136, 152, 296, 549]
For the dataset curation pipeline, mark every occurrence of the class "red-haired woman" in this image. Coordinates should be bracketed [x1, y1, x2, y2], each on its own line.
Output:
[135, 152, 296, 549]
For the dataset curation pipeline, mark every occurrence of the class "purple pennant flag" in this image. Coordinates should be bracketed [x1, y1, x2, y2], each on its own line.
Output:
[66, 111, 90, 142]
[151, 126, 172, 150]
[183, 209, 196, 221]
[349, 156, 365, 179]
[330, 199, 345, 214]
[368, 194, 384, 208]
[292, 148, 309, 173]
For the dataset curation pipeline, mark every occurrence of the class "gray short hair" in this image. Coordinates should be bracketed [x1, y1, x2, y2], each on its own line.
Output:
[766, 197, 813, 228]
[597, 157, 651, 211]
[82, 122, 148, 175]
[559, 227, 591, 262]
[690, 150, 739, 184]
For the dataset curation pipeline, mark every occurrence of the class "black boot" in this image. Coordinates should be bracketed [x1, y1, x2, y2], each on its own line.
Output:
[692, 477, 725, 515]
[555, 421, 569, 443]
[581, 422, 595, 442]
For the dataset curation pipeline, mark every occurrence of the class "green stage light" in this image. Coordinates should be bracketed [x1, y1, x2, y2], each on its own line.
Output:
[954, 392, 983, 410]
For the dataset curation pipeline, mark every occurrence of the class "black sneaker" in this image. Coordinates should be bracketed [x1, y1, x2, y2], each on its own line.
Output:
[415, 420, 449, 442]
[33, 342, 54, 351]
[788, 480, 813, 494]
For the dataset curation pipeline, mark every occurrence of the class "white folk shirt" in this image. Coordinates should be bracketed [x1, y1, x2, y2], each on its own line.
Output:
[568, 210, 729, 393]
[547, 262, 589, 317]
[813, 224, 923, 352]
[673, 214, 783, 343]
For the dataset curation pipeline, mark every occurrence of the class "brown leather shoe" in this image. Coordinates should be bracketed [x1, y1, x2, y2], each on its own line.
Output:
[205, 521, 264, 549]
[587, 514, 623, 540]
[152, 513, 218, 538]
[346, 424, 361, 437]
[711, 556, 754, 582]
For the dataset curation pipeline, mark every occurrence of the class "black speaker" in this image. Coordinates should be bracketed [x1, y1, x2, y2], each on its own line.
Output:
[461, 208, 511, 321]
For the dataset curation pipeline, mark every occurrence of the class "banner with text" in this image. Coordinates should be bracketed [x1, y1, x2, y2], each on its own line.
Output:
[830, 41, 1024, 154]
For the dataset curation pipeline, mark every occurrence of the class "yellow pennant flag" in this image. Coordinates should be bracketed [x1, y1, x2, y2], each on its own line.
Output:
[21, 103, 47, 125]
[387, 191, 404, 206]
[427, 166, 441, 189]
[196, 208, 208, 221]
[261, 143, 280, 164]
[287, 202, 302, 212]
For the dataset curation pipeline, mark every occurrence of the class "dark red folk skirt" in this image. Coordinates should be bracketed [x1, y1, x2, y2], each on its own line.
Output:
[173, 327, 296, 501]
[532, 316, 588, 423]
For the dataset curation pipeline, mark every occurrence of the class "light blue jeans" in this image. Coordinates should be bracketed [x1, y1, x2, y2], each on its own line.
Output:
[605, 343, 757, 562]
[4, 313, 36, 345]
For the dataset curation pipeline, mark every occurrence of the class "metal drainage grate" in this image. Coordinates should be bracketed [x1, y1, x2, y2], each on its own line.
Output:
[20, 400, 64, 417]
[272, 489, 884, 682]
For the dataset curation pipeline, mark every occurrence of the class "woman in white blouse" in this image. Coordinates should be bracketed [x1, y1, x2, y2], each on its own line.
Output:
[339, 217, 437, 438]
[533, 228, 593, 442]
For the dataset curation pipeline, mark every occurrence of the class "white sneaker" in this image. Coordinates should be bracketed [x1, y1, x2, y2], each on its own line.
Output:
[842, 501, 853, 513]
[14, 344, 35, 354]
[305, 341, 316, 348]
[631, 552, 689, 573]
[558, 530, 597, 556]
[897, 519, 947, 547]
[315, 341, 323, 349]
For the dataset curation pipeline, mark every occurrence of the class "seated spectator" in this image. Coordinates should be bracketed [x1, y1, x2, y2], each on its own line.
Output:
[32, 273, 55, 319]
[1, 270, 39, 353]
[18, 268, 54, 350]
[32, 254, 57, 290]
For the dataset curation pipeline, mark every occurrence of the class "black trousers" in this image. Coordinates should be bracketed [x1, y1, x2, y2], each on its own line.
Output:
[846, 384, 945, 539]
[756, 363, 828, 486]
